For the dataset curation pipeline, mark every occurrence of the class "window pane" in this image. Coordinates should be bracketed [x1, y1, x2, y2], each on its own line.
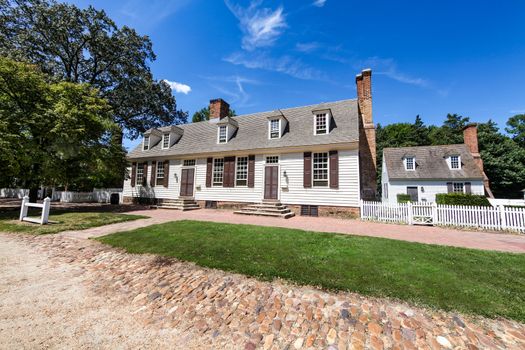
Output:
[453, 182, 464, 193]
[163, 134, 169, 148]
[213, 158, 224, 185]
[236, 157, 248, 186]
[266, 156, 279, 164]
[451, 156, 459, 169]
[313, 152, 328, 186]
[143, 136, 149, 150]
[270, 119, 280, 138]
[156, 162, 164, 180]
[136, 163, 144, 185]
[183, 159, 195, 167]
[218, 126, 227, 143]
[315, 114, 327, 134]
[406, 157, 415, 170]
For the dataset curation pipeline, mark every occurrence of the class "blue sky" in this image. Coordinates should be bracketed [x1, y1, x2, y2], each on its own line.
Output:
[67, 0, 525, 150]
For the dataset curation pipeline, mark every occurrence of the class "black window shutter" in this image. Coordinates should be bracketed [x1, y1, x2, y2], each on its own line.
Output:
[329, 150, 339, 189]
[206, 158, 213, 187]
[465, 182, 471, 194]
[447, 182, 453, 193]
[304, 152, 312, 188]
[248, 155, 255, 188]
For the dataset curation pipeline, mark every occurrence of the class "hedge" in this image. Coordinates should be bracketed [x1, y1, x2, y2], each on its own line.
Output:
[435, 193, 491, 206]
[397, 194, 411, 203]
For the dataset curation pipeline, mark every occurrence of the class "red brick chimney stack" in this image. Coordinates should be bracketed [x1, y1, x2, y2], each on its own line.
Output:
[209, 98, 230, 120]
[463, 123, 494, 197]
[356, 68, 377, 200]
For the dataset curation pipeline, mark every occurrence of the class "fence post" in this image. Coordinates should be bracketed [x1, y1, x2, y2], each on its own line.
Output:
[359, 200, 363, 219]
[432, 202, 438, 225]
[19, 195, 29, 221]
[41, 197, 51, 224]
[499, 205, 507, 231]
[407, 202, 413, 225]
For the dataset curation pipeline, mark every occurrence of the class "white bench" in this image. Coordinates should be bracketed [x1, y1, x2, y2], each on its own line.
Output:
[19, 196, 51, 225]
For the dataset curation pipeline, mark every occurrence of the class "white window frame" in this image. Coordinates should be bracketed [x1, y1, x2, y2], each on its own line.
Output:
[453, 182, 465, 193]
[213, 158, 224, 186]
[162, 133, 170, 149]
[312, 152, 329, 187]
[136, 163, 144, 186]
[405, 157, 415, 171]
[143, 136, 150, 151]
[218, 125, 228, 144]
[269, 118, 281, 139]
[449, 155, 461, 170]
[156, 161, 164, 182]
[235, 156, 248, 187]
[314, 113, 329, 135]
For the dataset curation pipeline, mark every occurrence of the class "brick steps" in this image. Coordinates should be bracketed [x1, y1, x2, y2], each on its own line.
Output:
[235, 201, 295, 219]
[156, 198, 200, 211]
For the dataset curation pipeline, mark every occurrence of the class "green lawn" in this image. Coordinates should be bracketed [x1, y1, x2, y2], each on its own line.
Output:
[0, 209, 147, 235]
[98, 220, 525, 322]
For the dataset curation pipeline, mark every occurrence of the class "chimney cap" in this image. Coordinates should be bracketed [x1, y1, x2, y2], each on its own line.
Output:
[462, 123, 478, 131]
[210, 97, 229, 105]
[362, 68, 372, 76]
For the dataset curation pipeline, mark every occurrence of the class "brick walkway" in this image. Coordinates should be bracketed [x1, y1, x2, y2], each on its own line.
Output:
[61, 208, 525, 253]
[2, 233, 524, 349]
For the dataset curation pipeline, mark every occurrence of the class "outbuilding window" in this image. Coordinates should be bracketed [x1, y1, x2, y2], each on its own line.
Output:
[453, 182, 464, 193]
[450, 155, 460, 169]
[143, 136, 150, 151]
[405, 157, 415, 170]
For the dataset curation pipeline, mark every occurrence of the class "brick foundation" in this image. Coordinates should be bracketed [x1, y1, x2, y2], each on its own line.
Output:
[287, 205, 360, 219]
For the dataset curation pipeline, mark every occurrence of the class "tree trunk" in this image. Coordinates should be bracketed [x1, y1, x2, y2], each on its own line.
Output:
[28, 187, 38, 203]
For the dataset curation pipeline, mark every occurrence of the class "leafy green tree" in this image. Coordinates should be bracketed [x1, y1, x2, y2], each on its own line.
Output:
[0, 0, 187, 142]
[192, 106, 236, 123]
[0, 57, 125, 199]
[478, 120, 525, 198]
[429, 113, 470, 145]
[506, 114, 525, 147]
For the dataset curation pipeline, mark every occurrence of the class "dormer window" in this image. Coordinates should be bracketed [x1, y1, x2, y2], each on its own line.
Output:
[405, 157, 415, 170]
[450, 155, 461, 169]
[315, 113, 328, 135]
[162, 133, 170, 149]
[218, 125, 227, 143]
[270, 119, 280, 139]
[143, 135, 150, 151]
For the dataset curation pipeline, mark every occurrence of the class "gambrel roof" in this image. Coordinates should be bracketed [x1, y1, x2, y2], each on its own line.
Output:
[128, 99, 359, 159]
[383, 144, 484, 180]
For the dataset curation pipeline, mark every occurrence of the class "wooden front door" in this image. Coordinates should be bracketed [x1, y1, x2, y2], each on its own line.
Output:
[264, 166, 279, 200]
[180, 168, 195, 197]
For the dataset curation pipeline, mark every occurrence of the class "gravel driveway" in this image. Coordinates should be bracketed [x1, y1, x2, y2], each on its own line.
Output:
[1, 233, 524, 349]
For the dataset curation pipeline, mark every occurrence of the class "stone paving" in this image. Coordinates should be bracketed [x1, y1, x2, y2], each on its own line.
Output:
[3, 233, 524, 349]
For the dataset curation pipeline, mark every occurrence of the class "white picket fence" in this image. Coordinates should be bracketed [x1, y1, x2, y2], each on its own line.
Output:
[360, 201, 525, 233]
[52, 188, 123, 203]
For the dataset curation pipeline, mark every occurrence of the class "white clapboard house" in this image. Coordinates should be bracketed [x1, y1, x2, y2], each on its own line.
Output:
[123, 69, 377, 218]
[381, 124, 493, 204]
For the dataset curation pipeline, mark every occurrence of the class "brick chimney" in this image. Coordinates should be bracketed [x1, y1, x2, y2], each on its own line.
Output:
[356, 69, 377, 200]
[209, 98, 230, 120]
[463, 123, 494, 198]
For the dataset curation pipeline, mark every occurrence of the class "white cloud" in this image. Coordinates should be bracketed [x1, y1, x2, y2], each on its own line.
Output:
[225, 1, 287, 51]
[312, 0, 327, 7]
[162, 79, 192, 94]
[206, 75, 258, 108]
[224, 52, 325, 80]
[295, 42, 320, 53]
[359, 57, 429, 88]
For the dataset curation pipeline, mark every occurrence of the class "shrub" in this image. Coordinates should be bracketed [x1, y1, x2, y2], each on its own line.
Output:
[435, 193, 491, 206]
[397, 194, 412, 203]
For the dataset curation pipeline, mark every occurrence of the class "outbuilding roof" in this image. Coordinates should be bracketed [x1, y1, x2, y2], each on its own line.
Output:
[383, 144, 484, 180]
[128, 99, 359, 159]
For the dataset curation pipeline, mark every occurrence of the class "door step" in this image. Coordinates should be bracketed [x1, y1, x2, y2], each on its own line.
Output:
[234, 201, 295, 219]
[156, 198, 200, 211]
